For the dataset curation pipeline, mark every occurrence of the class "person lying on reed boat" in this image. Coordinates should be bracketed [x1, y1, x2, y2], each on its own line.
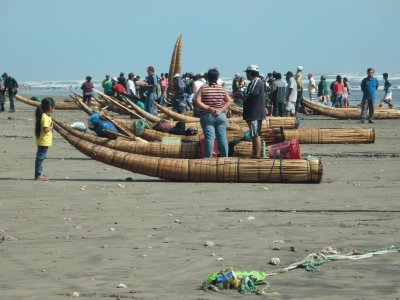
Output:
[88, 111, 119, 139]
[194, 68, 231, 158]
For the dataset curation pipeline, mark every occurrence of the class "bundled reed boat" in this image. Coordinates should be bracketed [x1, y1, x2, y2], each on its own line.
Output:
[15, 94, 81, 110]
[168, 34, 183, 86]
[303, 98, 400, 119]
[155, 102, 299, 129]
[284, 128, 375, 144]
[54, 120, 201, 158]
[55, 125, 323, 183]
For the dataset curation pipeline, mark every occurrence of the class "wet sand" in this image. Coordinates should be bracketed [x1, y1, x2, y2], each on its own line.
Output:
[0, 97, 399, 299]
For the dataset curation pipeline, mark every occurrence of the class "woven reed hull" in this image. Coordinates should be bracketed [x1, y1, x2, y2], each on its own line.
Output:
[15, 95, 80, 110]
[229, 105, 243, 114]
[175, 35, 183, 77]
[98, 92, 162, 123]
[284, 128, 375, 144]
[156, 103, 199, 122]
[57, 120, 286, 159]
[115, 119, 285, 144]
[156, 103, 245, 132]
[305, 98, 389, 111]
[168, 35, 181, 86]
[232, 117, 299, 129]
[55, 120, 200, 158]
[303, 98, 400, 119]
[57, 126, 323, 183]
[156, 103, 298, 129]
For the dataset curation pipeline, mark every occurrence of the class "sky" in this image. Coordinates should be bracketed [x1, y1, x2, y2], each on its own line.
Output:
[2, 0, 399, 81]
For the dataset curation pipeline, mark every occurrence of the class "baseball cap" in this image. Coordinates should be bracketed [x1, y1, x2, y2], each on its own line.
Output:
[173, 73, 180, 78]
[244, 65, 260, 72]
[285, 71, 294, 77]
[297, 66, 303, 71]
[112, 77, 118, 81]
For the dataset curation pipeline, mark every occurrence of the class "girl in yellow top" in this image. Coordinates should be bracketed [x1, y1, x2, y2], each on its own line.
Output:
[34, 98, 55, 180]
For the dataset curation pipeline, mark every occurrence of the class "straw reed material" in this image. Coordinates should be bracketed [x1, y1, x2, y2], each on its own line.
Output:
[119, 119, 287, 144]
[15, 94, 80, 110]
[167, 34, 183, 87]
[54, 120, 201, 158]
[229, 104, 243, 114]
[156, 103, 200, 122]
[156, 103, 298, 129]
[55, 120, 287, 159]
[56, 125, 323, 183]
[73, 95, 135, 137]
[229, 117, 299, 129]
[284, 128, 375, 144]
[303, 98, 400, 119]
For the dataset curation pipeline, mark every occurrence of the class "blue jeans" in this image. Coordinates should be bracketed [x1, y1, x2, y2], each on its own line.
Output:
[184, 93, 193, 110]
[0, 94, 5, 111]
[200, 113, 229, 158]
[35, 146, 48, 178]
[9, 92, 15, 112]
[334, 93, 343, 108]
[145, 92, 158, 116]
[360, 98, 375, 122]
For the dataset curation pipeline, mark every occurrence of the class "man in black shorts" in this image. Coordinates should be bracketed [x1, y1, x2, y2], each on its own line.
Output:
[243, 65, 267, 158]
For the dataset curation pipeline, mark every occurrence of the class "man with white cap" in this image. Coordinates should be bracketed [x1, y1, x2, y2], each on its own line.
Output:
[243, 65, 266, 159]
[295, 66, 304, 117]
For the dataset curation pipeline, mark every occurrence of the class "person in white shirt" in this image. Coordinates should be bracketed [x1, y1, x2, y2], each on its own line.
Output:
[307, 73, 317, 101]
[192, 73, 206, 117]
[285, 71, 297, 117]
[126, 73, 136, 99]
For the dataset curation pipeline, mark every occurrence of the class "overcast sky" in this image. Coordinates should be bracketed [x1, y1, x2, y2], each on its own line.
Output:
[2, 0, 399, 81]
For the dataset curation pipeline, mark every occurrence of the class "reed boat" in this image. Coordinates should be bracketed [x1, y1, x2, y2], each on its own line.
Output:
[155, 102, 299, 129]
[15, 94, 81, 110]
[284, 127, 375, 144]
[303, 98, 400, 119]
[55, 124, 323, 183]
[54, 120, 201, 158]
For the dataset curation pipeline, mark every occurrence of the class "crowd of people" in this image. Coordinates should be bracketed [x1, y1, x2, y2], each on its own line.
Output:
[231, 67, 393, 122]
[2, 65, 391, 181]
[83, 65, 392, 157]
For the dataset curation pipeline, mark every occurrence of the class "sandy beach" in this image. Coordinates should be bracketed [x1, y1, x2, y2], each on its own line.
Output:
[0, 97, 399, 300]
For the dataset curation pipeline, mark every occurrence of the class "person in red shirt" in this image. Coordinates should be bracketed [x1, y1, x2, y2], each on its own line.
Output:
[112, 77, 126, 98]
[159, 73, 169, 105]
[81, 76, 94, 107]
[333, 75, 344, 108]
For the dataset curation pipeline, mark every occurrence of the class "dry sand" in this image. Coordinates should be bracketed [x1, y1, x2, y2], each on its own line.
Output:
[0, 97, 399, 300]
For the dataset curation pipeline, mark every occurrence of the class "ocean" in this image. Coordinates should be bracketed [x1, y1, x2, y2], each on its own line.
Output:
[18, 72, 400, 107]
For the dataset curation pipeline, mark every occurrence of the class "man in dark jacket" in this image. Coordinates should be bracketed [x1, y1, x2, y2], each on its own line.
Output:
[243, 65, 266, 158]
[270, 73, 286, 117]
[2, 73, 18, 112]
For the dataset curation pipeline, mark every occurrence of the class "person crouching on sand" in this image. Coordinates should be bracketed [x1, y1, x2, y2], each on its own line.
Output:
[34, 98, 55, 181]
